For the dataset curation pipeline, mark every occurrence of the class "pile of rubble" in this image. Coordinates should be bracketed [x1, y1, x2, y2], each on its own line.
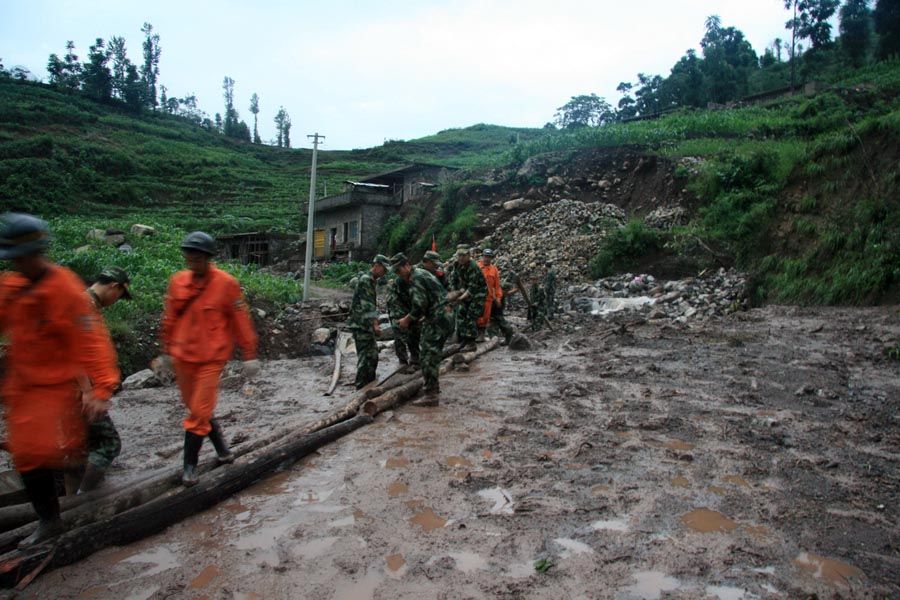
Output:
[479, 199, 625, 281]
[567, 268, 748, 323]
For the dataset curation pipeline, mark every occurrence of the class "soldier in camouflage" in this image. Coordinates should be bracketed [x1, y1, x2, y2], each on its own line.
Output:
[528, 280, 548, 331]
[386, 254, 419, 369]
[419, 251, 448, 289]
[347, 254, 390, 388]
[394, 254, 451, 406]
[543, 262, 558, 320]
[447, 245, 487, 352]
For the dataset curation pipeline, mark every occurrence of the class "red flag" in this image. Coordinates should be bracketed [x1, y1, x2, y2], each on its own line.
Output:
[431, 234, 437, 252]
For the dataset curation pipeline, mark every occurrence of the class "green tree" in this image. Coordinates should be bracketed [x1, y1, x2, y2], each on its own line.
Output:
[0, 58, 8, 78]
[785, 0, 841, 79]
[634, 74, 664, 114]
[123, 63, 143, 112]
[874, 0, 900, 59]
[554, 93, 613, 128]
[222, 76, 243, 139]
[274, 106, 287, 147]
[108, 36, 130, 100]
[700, 16, 758, 103]
[282, 110, 292, 148]
[140, 22, 161, 109]
[665, 49, 706, 107]
[615, 81, 637, 119]
[81, 38, 113, 102]
[159, 85, 169, 112]
[249, 93, 261, 144]
[840, 0, 872, 67]
[48, 41, 83, 91]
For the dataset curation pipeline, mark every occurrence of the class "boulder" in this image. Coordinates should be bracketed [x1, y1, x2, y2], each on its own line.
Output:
[149, 354, 175, 385]
[503, 198, 525, 211]
[104, 233, 126, 247]
[122, 369, 160, 390]
[130, 224, 155, 237]
[508, 333, 532, 351]
[86, 229, 105, 241]
[117, 243, 133, 253]
[547, 176, 565, 188]
[312, 327, 331, 344]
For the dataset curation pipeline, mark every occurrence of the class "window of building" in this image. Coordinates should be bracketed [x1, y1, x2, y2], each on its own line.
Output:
[348, 220, 359, 244]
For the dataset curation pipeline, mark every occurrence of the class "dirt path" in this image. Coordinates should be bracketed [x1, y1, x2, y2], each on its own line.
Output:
[20, 306, 900, 599]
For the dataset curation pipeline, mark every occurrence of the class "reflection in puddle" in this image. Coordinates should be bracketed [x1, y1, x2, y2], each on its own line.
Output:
[189, 565, 219, 589]
[671, 475, 690, 488]
[387, 482, 409, 497]
[624, 570, 680, 599]
[723, 475, 751, 488]
[331, 568, 383, 600]
[706, 585, 751, 599]
[591, 518, 629, 532]
[709, 485, 730, 495]
[121, 546, 180, 578]
[743, 524, 772, 539]
[664, 440, 694, 451]
[477, 487, 514, 515]
[385, 553, 405, 572]
[793, 552, 864, 588]
[409, 507, 447, 532]
[445, 456, 473, 468]
[681, 508, 739, 533]
[385, 456, 410, 469]
[553, 538, 594, 558]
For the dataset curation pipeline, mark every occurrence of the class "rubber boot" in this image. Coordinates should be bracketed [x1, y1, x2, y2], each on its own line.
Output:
[18, 469, 65, 548]
[182, 431, 204, 487]
[208, 419, 235, 464]
[63, 467, 84, 496]
[77, 463, 106, 493]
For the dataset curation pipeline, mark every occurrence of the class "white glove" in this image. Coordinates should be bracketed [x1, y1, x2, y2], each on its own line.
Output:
[242, 359, 261, 379]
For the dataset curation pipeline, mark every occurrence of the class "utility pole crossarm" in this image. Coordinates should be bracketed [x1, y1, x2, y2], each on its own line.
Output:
[302, 133, 325, 301]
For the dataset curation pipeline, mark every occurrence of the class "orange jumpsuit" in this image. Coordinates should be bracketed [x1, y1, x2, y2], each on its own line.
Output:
[0, 266, 119, 472]
[161, 265, 257, 436]
[476, 260, 503, 328]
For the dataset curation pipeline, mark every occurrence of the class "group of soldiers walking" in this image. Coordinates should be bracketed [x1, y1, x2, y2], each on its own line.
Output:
[347, 244, 557, 406]
[0, 213, 258, 547]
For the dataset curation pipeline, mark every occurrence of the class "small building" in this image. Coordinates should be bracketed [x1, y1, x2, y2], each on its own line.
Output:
[309, 163, 456, 261]
[216, 232, 299, 266]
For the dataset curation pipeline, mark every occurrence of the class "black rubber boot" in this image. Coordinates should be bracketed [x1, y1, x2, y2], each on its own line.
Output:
[182, 431, 204, 487]
[19, 469, 65, 548]
[208, 419, 235, 464]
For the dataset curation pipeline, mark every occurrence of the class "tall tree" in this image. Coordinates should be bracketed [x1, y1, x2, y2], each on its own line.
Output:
[140, 22, 161, 109]
[840, 0, 872, 67]
[159, 85, 169, 113]
[81, 38, 113, 102]
[615, 82, 637, 120]
[873, 0, 900, 59]
[700, 16, 757, 103]
[222, 76, 242, 138]
[123, 63, 143, 112]
[785, 1, 841, 57]
[214, 112, 223, 132]
[108, 36, 130, 100]
[249, 93, 261, 144]
[282, 111, 292, 148]
[47, 41, 82, 91]
[274, 107, 286, 147]
[554, 94, 613, 128]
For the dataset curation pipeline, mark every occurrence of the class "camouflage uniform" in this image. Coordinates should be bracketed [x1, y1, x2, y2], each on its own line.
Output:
[528, 282, 548, 331]
[543, 265, 558, 320]
[447, 257, 487, 345]
[386, 276, 419, 366]
[347, 271, 379, 388]
[409, 268, 451, 393]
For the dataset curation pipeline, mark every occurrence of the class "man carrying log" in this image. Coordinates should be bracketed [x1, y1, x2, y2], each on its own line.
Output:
[0, 213, 120, 547]
[528, 278, 549, 331]
[161, 231, 259, 487]
[347, 254, 390, 389]
[386, 259, 419, 371]
[447, 245, 487, 352]
[394, 255, 451, 406]
[73, 266, 133, 493]
[419, 251, 448, 289]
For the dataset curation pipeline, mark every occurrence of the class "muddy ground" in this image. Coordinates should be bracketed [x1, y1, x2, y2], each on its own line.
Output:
[16, 305, 900, 599]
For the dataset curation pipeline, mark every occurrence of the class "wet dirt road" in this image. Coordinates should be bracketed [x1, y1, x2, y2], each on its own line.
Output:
[21, 306, 899, 599]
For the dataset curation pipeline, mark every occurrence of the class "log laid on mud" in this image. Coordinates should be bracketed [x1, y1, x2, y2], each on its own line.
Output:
[324, 341, 342, 396]
[360, 338, 500, 417]
[0, 415, 373, 588]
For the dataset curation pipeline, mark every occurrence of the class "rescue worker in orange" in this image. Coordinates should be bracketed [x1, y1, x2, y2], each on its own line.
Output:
[476, 248, 513, 344]
[0, 213, 120, 547]
[161, 231, 259, 487]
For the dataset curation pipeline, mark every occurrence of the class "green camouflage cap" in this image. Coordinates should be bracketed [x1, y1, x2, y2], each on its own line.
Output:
[423, 250, 441, 262]
[455, 245, 471, 257]
[372, 254, 391, 268]
[389, 252, 409, 267]
[98, 266, 132, 300]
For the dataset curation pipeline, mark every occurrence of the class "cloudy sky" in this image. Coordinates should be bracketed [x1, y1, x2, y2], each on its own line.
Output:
[2, 0, 795, 149]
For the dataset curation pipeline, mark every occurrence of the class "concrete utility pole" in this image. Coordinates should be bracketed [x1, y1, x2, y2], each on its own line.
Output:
[302, 132, 324, 301]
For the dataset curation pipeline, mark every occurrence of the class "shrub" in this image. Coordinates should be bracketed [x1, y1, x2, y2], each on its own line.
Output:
[589, 220, 662, 278]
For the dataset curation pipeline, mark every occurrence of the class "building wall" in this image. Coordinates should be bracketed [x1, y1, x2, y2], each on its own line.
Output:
[360, 203, 394, 260]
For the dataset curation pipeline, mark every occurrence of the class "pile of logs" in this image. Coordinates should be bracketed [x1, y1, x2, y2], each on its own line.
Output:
[0, 338, 501, 588]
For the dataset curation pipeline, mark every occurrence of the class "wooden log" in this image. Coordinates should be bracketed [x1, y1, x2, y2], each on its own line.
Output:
[324, 342, 342, 396]
[0, 415, 373, 588]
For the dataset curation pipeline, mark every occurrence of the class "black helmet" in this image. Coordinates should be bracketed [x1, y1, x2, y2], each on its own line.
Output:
[180, 231, 216, 255]
[0, 213, 50, 259]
